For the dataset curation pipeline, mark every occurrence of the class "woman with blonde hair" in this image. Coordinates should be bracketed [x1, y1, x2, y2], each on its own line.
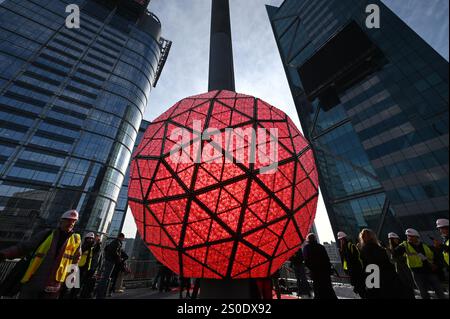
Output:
[358, 229, 414, 299]
[359, 229, 379, 247]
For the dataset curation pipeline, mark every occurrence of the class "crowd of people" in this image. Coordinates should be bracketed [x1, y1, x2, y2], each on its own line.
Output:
[0, 210, 130, 299]
[301, 218, 449, 299]
[0, 208, 448, 300]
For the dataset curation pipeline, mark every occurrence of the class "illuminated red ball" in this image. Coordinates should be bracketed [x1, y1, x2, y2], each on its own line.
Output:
[128, 90, 319, 279]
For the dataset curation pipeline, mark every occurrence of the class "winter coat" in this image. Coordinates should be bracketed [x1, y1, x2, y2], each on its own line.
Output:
[360, 243, 414, 299]
[0, 228, 81, 299]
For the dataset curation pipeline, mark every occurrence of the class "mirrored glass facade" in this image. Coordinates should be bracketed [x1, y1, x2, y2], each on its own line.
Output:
[0, 0, 169, 248]
[267, 0, 448, 241]
[108, 119, 150, 237]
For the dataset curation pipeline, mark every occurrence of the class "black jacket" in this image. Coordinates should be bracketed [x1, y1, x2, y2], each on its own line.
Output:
[104, 239, 122, 263]
[340, 240, 363, 273]
[360, 243, 413, 299]
[302, 242, 332, 274]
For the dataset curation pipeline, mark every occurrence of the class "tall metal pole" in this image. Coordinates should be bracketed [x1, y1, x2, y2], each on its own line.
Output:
[208, 0, 235, 91]
[200, 0, 254, 299]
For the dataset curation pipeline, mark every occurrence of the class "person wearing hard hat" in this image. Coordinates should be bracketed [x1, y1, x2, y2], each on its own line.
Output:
[67, 232, 96, 299]
[302, 233, 337, 299]
[79, 233, 103, 299]
[0, 210, 82, 299]
[435, 218, 449, 291]
[337, 231, 366, 298]
[394, 228, 446, 299]
[436, 219, 449, 269]
[386, 232, 416, 299]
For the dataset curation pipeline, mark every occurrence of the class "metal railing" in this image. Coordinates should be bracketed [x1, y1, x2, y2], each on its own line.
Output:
[1, 259, 351, 292]
[123, 260, 159, 282]
[278, 261, 351, 288]
[152, 37, 172, 87]
[145, 10, 161, 27]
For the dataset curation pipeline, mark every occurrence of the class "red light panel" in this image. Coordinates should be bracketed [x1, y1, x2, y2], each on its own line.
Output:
[129, 90, 319, 279]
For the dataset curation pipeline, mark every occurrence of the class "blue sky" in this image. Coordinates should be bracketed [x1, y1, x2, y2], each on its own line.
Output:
[122, 0, 449, 241]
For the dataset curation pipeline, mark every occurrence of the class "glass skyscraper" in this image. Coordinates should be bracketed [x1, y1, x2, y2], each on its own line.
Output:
[109, 119, 150, 237]
[0, 0, 171, 248]
[267, 0, 448, 241]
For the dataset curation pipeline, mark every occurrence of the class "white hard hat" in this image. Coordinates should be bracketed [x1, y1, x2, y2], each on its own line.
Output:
[388, 232, 400, 239]
[61, 209, 79, 221]
[337, 231, 347, 240]
[306, 233, 316, 242]
[436, 219, 449, 228]
[405, 228, 420, 237]
[85, 232, 95, 239]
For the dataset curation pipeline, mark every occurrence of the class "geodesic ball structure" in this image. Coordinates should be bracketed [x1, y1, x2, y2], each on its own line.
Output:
[128, 90, 319, 279]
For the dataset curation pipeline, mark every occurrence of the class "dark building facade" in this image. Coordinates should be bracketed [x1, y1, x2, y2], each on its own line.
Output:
[108, 119, 150, 237]
[0, 0, 170, 248]
[267, 0, 449, 241]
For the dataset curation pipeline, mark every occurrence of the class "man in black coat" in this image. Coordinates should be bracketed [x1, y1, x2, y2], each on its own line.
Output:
[302, 233, 337, 299]
[95, 233, 124, 299]
[109, 249, 129, 294]
[290, 249, 312, 298]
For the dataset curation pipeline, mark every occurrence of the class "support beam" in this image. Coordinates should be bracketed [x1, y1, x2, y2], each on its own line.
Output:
[208, 0, 235, 91]
[201, 0, 255, 300]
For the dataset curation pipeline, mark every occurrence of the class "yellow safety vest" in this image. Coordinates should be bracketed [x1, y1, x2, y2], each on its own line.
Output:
[21, 231, 81, 284]
[343, 242, 362, 271]
[78, 247, 93, 271]
[402, 241, 434, 269]
[444, 239, 449, 266]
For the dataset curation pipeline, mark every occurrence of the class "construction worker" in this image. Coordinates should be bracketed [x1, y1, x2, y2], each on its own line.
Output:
[67, 232, 96, 299]
[302, 233, 337, 299]
[0, 210, 81, 299]
[394, 228, 446, 299]
[79, 233, 103, 299]
[337, 231, 365, 298]
[435, 218, 449, 291]
[386, 232, 416, 299]
[435, 219, 449, 269]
